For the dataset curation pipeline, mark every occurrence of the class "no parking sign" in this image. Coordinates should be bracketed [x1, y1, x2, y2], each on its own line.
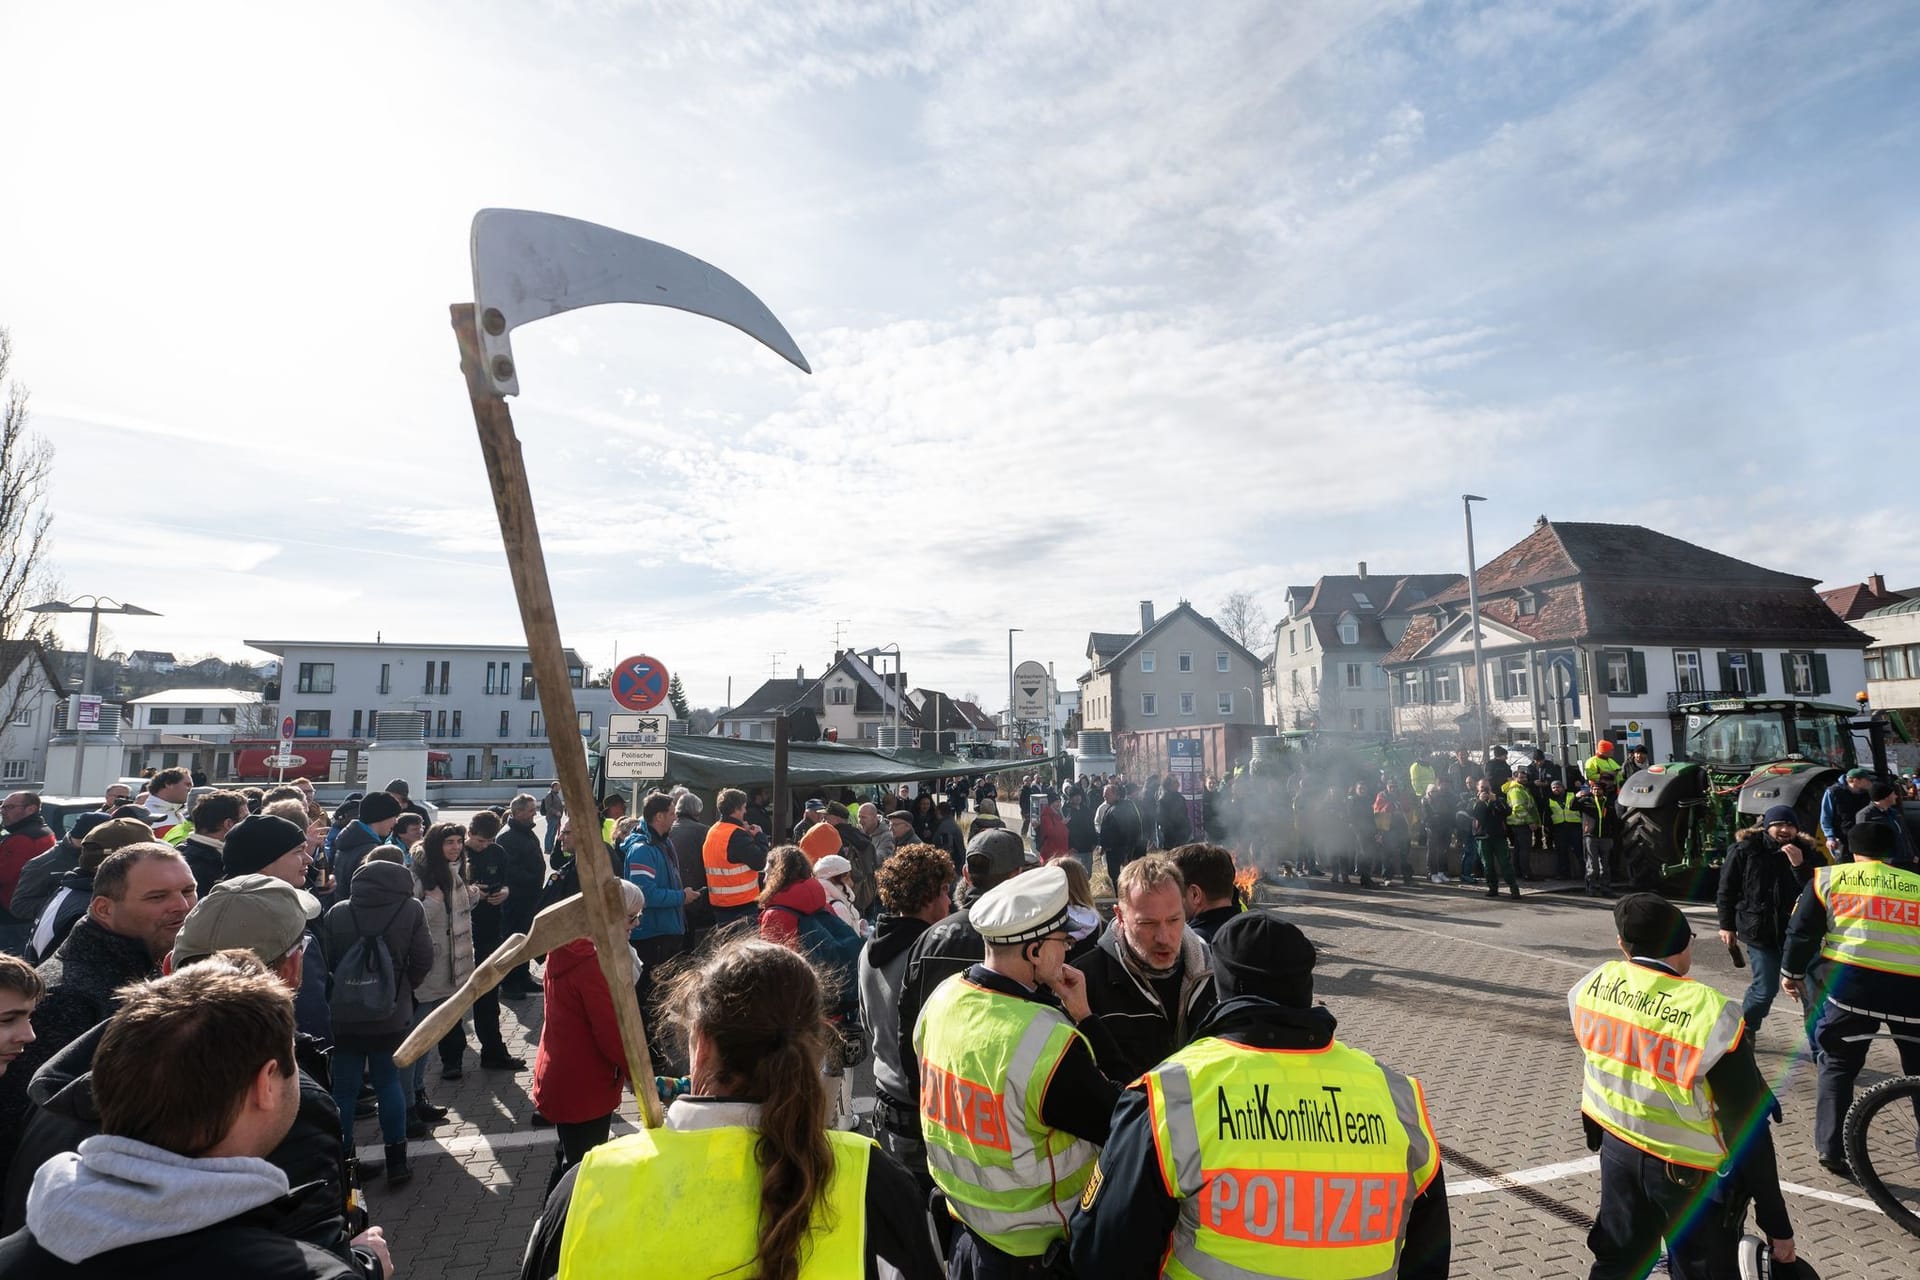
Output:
[611, 655, 668, 712]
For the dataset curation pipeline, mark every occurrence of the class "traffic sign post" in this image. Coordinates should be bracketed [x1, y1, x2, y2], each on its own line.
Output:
[1012, 661, 1049, 720]
[280, 715, 296, 742]
[611, 655, 669, 712]
[606, 713, 669, 781]
[277, 714, 296, 783]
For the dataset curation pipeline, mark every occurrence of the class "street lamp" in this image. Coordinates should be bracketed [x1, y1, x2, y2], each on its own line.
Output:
[859, 643, 903, 746]
[28, 596, 161, 793]
[1461, 496, 1490, 761]
[1007, 628, 1024, 760]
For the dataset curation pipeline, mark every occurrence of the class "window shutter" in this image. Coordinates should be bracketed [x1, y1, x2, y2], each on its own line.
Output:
[1717, 652, 1734, 690]
[1628, 650, 1647, 695]
[1749, 652, 1766, 694]
[1779, 652, 1793, 693]
[1814, 653, 1831, 696]
[1487, 660, 1501, 699]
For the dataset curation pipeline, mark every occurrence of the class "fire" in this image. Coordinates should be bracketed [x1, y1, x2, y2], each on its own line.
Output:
[1234, 862, 1260, 901]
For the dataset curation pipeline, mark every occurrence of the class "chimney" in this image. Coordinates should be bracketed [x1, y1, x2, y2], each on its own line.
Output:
[1357, 561, 1368, 581]
[1870, 573, 1887, 596]
[794, 664, 805, 680]
[1140, 600, 1155, 631]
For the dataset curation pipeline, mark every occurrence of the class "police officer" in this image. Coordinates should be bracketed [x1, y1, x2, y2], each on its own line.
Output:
[913, 862, 1124, 1279]
[1781, 819, 1920, 1176]
[1071, 911, 1450, 1278]
[1573, 894, 1796, 1278]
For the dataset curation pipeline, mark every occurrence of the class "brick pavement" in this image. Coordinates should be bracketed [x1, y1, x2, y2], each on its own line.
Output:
[363, 881, 1916, 1278]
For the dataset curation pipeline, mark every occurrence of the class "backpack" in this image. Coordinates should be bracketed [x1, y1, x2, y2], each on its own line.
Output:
[331, 913, 398, 1024]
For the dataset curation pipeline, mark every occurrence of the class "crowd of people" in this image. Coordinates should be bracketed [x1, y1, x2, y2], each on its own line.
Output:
[0, 747, 1910, 1276]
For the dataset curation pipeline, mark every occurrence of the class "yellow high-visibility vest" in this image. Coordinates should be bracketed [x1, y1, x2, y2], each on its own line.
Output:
[1811, 860, 1920, 978]
[1141, 1034, 1441, 1280]
[1569, 959, 1744, 1170]
[914, 976, 1097, 1257]
[557, 1124, 871, 1279]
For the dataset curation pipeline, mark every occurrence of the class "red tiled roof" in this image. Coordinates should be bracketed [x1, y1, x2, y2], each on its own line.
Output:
[1386, 523, 1870, 664]
[1432, 521, 1810, 605]
[1819, 582, 1915, 621]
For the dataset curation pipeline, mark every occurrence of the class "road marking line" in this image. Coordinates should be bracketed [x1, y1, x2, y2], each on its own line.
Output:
[1272, 900, 1593, 972]
[1779, 1181, 1884, 1214]
[1450, 1155, 1598, 1195]
[1447, 1155, 1886, 1216]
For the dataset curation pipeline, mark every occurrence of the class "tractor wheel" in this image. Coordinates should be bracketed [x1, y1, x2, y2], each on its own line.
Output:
[1619, 808, 1678, 894]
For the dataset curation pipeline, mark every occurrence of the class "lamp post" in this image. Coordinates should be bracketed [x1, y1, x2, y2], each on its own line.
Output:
[860, 643, 903, 746]
[1461, 495, 1490, 761]
[1007, 628, 1023, 761]
[28, 596, 161, 793]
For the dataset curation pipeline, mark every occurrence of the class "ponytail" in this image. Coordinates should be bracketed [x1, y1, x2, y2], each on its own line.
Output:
[666, 938, 835, 1280]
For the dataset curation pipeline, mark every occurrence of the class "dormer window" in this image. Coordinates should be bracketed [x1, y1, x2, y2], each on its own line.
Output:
[1337, 613, 1359, 645]
[1516, 591, 1539, 617]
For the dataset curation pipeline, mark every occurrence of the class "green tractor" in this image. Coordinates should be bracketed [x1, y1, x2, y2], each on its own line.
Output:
[1615, 697, 1898, 898]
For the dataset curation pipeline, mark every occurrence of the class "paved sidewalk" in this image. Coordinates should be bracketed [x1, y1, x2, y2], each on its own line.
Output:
[365, 878, 1915, 1278]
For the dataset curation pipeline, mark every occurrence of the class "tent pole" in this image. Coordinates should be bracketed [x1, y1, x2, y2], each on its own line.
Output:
[773, 712, 791, 838]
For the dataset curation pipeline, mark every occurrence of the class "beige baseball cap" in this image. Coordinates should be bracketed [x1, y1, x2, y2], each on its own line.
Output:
[171, 874, 320, 969]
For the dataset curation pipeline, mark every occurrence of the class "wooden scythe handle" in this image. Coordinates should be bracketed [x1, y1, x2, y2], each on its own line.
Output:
[450, 304, 664, 1127]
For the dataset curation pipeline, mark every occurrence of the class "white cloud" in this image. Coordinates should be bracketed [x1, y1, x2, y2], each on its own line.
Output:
[6, 0, 1919, 705]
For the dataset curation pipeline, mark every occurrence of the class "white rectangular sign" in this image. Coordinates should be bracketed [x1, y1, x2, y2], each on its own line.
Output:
[606, 746, 667, 780]
[606, 714, 669, 779]
[74, 695, 103, 732]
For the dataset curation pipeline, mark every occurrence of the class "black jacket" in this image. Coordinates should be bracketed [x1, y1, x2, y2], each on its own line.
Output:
[1, 1025, 372, 1276]
[328, 822, 382, 901]
[1716, 828, 1824, 950]
[0, 920, 156, 1174]
[321, 861, 432, 1048]
[1097, 799, 1143, 860]
[1064, 802, 1097, 854]
[1073, 923, 1216, 1084]
[667, 817, 713, 930]
[464, 839, 510, 943]
[177, 835, 226, 898]
[25, 870, 92, 964]
[1188, 903, 1239, 945]
[1158, 791, 1193, 847]
[1069, 997, 1451, 1280]
[498, 819, 548, 910]
[9, 840, 81, 930]
[0, 1195, 359, 1279]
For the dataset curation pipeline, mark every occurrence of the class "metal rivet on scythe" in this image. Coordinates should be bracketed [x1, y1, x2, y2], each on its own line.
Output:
[481, 308, 507, 336]
[491, 356, 515, 381]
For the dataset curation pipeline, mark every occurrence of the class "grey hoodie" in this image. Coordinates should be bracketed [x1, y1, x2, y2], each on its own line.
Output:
[25, 1134, 289, 1263]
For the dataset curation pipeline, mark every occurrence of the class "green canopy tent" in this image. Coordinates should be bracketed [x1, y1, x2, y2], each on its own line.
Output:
[595, 735, 1067, 797]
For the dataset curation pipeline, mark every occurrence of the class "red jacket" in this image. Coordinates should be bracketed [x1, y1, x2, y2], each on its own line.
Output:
[530, 938, 628, 1123]
[0, 817, 54, 913]
[759, 877, 828, 949]
[1037, 806, 1070, 861]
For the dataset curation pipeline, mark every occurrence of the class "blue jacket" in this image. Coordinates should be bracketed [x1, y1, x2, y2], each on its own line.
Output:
[622, 828, 688, 941]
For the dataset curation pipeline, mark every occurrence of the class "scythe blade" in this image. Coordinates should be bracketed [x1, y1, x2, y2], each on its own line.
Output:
[470, 207, 811, 395]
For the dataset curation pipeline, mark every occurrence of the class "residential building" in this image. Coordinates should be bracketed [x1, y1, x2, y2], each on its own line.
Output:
[1819, 573, 1913, 621]
[714, 650, 925, 745]
[0, 642, 67, 787]
[1382, 519, 1872, 762]
[1858, 596, 1920, 754]
[124, 650, 177, 673]
[118, 688, 266, 779]
[1264, 566, 1460, 738]
[1078, 599, 1267, 739]
[243, 639, 611, 783]
[908, 689, 999, 751]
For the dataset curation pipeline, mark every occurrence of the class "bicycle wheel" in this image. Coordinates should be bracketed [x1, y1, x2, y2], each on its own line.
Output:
[1843, 1074, 1920, 1239]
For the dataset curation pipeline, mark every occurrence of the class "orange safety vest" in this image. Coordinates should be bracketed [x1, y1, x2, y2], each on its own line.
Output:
[702, 820, 760, 908]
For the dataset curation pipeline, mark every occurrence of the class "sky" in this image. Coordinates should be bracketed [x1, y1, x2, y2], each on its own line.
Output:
[4, 0, 1917, 713]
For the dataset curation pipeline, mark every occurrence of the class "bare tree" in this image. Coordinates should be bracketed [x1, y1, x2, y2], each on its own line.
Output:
[0, 329, 54, 645]
[1216, 590, 1270, 651]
